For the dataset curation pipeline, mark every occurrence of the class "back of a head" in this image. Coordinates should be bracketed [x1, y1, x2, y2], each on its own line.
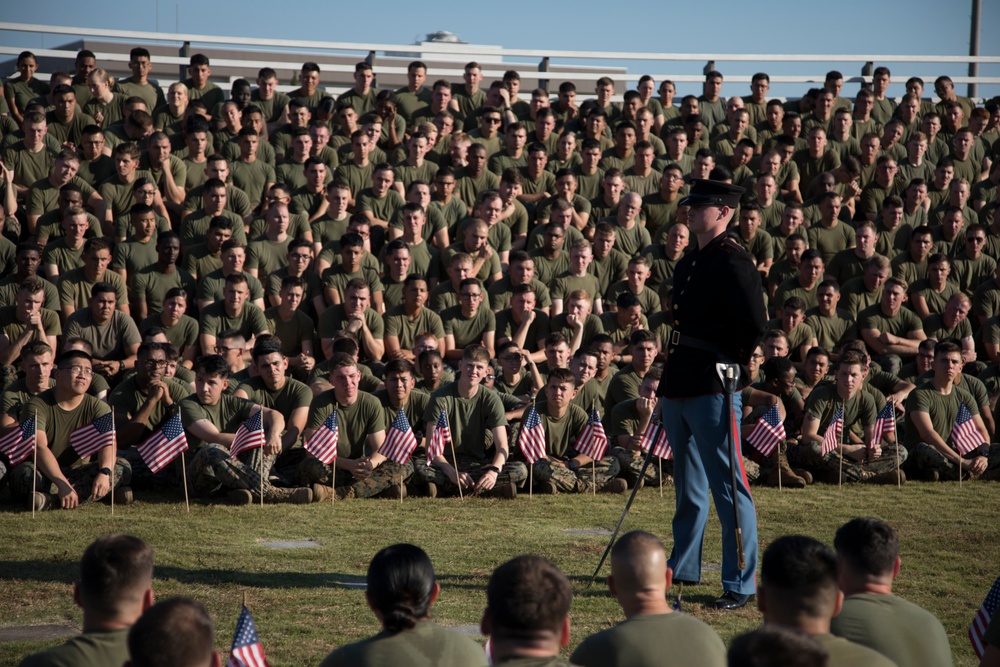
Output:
[486, 555, 571, 640]
[128, 597, 216, 667]
[833, 517, 899, 579]
[610, 530, 667, 595]
[760, 535, 838, 623]
[728, 626, 829, 667]
[79, 534, 154, 618]
[367, 543, 437, 633]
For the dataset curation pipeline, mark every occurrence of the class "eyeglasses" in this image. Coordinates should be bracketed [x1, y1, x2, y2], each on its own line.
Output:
[967, 237, 985, 244]
[61, 365, 93, 377]
[144, 359, 168, 368]
[459, 292, 482, 299]
[751, 353, 764, 360]
[485, 117, 502, 124]
[486, 374, 496, 381]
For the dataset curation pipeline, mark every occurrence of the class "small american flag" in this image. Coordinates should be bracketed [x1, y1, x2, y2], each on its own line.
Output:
[227, 605, 269, 667]
[821, 405, 844, 456]
[230, 410, 265, 458]
[70, 412, 115, 460]
[380, 407, 418, 465]
[136, 413, 189, 474]
[426, 410, 452, 464]
[747, 404, 785, 458]
[518, 405, 547, 464]
[952, 403, 983, 455]
[872, 401, 896, 446]
[639, 420, 672, 459]
[576, 406, 609, 461]
[305, 410, 339, 465]
[971, 576, 1000, 658]
[0, 415, 36, 467]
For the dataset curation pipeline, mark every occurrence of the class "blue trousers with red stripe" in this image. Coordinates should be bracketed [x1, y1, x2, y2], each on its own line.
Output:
[661, 393, 758, 596]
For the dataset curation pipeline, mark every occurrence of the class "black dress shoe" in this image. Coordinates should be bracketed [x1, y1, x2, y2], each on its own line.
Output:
[714, 590, 753, 609]
[673, 578, 700, 586]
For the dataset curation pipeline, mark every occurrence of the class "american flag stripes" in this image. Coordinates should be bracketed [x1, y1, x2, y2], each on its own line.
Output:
[576, 406, 609, 461]
[821, 405, 844, 456]
[518, 404, 547, 464]
[305, 410, 339, 465]
[0, 415, 36, 467]
[380, 407, 418, 465]
[639, 420, 672, 459]
[136, 413, 189, 474]
[230, 410, 265, 458]
[426, 410, 452, 465]
[70, 412, 115, 460]
[227, 605, 269, 667]
[952, 403, 983, 455]
[746, 404, 785, 458]
[970, 576, 1000, 658]
[872, 401, 896, 446]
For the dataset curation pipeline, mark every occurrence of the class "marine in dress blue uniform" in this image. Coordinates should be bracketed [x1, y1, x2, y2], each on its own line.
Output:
[656, 179, 768, 609]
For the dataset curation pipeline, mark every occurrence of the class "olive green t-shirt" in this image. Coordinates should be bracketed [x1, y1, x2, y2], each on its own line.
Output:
[550, 272, 602, 304]
[903, 382, 979, 449]
[533, 402, 589, 459]
[22, 390, 112, 468]
[196, 270, 265, 305]
[64, 309, 141, 360]
[263, 306, 315, 357]
[17, 627, 131, 667]
[605, 366, 646, 414]
[857, 305, 923, 340]
[200, 302, 269, 340]
[0, 377, 54, 420]
[423, 382, 507, 460]
[488, 277, 552, 312]
[0, 305, 61, 343]
[246, 236, 291, 279]
[179, 392, 256, 451]
[570, 612, 727, 667]
[138, 313, 199, 352]
[318, 305, 384, 341]
[58, 268, 129, 311]
[110, 237, 158, 277]
[813, 633, 899, 667]
[108, 376, 191, 444]
[180, 209, 247, 245]
[495, 309, 551, 351]
[808, 222, 856, 264]
[383, 305, 445, 351]
[318, 620, 488, 667]
[441, 305, 496, 349]
[831, 593, 954, 667]
[306, 389, 385, 459]
[804, 383, 877, 440]
[236, 376, 312, 419]
[131, 266, 196, 316]
[181, 243, 223, 280]
[805, 308, 857, 352]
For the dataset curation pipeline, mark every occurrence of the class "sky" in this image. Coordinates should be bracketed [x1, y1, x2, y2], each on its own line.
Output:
[2, 0, 999, 99]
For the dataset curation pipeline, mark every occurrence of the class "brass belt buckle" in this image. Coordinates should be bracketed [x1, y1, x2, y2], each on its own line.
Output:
[670, 330, 680, 346]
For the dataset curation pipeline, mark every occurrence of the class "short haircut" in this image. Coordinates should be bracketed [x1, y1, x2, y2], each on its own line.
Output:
[486, 555, 572, 637]
[78, 534, 154, 617]
[463, 344, 491, 365]
[127, 597, 215, 667]
[834, 517, 899, 578]
[90, 281, 117, 299]
[547, 367, 576, 386]
[760, 535, 839, 620]
[194, 354, 230, 379]
[727, 626, 830, 667]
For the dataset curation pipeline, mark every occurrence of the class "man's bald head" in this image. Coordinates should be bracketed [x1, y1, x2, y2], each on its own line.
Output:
[610, 530, 669, 595]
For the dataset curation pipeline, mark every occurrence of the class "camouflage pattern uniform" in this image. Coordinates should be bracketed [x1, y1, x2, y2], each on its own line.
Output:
[412, 453, 527, 494]
[610, 446, 672, 486]
[905, 442, 1000, 481]
[8, 457, 132, 503]
[789, 441, 908, 483]
[529, 455, 620, 493]
[119, 447, 187, 491]
[188, 444, 275, 497]
[297, 453, 414, 499]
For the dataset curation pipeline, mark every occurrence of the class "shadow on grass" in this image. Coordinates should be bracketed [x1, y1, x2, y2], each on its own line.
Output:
[0, 562, 496, 592]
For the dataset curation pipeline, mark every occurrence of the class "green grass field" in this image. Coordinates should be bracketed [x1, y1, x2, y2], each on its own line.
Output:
[0, 481, 996, 666]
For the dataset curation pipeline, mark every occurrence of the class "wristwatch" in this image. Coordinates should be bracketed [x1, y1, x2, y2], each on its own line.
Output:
[567, 459, 580, 471]
[483, 465, 500, 474]
[97, 467, 112, 477]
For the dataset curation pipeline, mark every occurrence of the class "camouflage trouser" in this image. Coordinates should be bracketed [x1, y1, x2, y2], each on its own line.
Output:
[296, 453, 414, 499]
[529, 455, 620, 493]
[0, 456, 7, 492]
[788, 440, 907, 483]
[120, 447, 188, 492]
[903, 442, 1000, 481]
[8, 458, 132, 503]
[188, 444, 275, 497]
[412, 453, 527, 493]
[610, 446, 672, 485]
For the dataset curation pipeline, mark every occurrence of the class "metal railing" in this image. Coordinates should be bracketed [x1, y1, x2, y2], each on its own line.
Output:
[2, 22, 998, 99]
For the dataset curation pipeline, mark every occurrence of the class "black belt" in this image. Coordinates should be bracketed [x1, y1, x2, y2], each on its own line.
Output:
[670, 330, 723, 353]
